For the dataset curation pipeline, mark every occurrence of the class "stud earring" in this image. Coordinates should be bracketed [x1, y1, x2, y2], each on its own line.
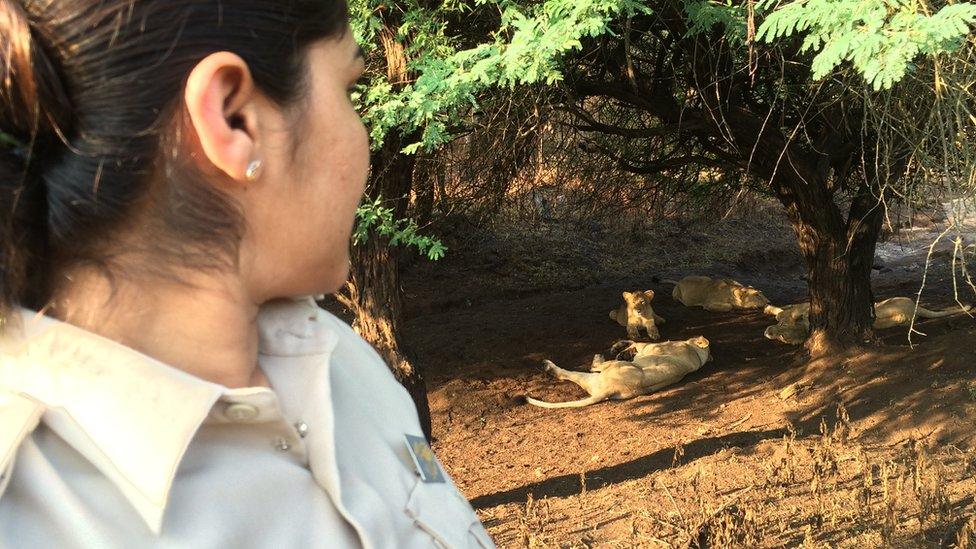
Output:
[245, 159, 263, 181]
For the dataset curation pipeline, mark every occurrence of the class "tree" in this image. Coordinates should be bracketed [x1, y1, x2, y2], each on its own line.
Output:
[341, 0, 976, 430]
[345, 0, 641, 436]
[546, 0, 976, 353]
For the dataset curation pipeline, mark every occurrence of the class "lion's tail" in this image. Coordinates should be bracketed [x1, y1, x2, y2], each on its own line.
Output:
[525, 395, 606, 409]
[916, 303, 973, 318]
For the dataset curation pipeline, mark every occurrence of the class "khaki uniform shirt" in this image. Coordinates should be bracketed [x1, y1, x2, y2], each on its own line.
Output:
[0, 298, 493, 548]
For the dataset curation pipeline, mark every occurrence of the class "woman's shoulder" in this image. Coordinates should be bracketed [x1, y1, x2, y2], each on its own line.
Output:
[259, 297, 406, 390]
[0, 389, 44, 499]
[0, 310, 49, 491]
[258, 297, 419, 427]
[313, 306, 407, 387]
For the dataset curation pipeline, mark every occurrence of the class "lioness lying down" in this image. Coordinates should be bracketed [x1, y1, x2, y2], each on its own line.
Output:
[526, 336, 712, 408]
[664, 276, 770, 312]
[763, 319, 810, 345]
[763, 302, 810, 324]
[764, 297, 972, 344]
[604, 339, 696, 363]
[609, 290, 665, 340]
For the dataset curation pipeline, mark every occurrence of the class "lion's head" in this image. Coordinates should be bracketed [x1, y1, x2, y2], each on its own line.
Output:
[688, 335, 712, 363]
[764, 320, 809, 345]
[622, 290, 660, 339]
[733, 286, 770, 309]
[623, 290, 655, 312]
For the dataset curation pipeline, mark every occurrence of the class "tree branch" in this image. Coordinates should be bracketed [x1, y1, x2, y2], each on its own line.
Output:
[555, 104, 686, 139]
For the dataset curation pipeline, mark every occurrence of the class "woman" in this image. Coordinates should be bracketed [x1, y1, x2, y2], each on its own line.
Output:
[0, 1, 493, 547]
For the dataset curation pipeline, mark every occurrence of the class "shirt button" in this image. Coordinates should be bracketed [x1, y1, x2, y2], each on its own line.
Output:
[294, 421, 309, 438]
[274, 437, 291, 452]
[224, 403, 259, 422]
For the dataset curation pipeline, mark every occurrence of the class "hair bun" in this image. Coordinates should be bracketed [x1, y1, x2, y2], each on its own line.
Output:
[0, 0, 73, 143]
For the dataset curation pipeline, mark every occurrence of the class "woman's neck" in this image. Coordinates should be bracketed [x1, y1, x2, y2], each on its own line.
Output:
[49, 268, 267, 389]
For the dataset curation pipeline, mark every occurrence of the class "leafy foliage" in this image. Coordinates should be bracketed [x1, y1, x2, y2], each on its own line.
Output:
[347, 0, 644, 257]
[684, 0, 752, 40]
[353, 196, 447, 260]
[757, 0, 976, 89]
[350, 0, 647, 153]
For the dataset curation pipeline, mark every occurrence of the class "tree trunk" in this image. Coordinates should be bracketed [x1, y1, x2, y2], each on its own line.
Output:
[802, 188, 886, 353]
[338, 132, 432, 440]
[795, 219, 877, 355]
[773, 178, 882, 354]
[721, 109, 880, 352]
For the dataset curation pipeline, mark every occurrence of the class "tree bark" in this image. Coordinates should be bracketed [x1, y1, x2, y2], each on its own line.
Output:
[693, 108, 881, 351]
[792, 205, 880, 355]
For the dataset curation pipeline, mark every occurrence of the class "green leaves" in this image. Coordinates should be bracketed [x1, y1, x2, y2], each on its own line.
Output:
[353, 196, 448, 260]
[351, 0, 646, 153]
[684, 0, 752, 40]
[757, 0, 976, 89]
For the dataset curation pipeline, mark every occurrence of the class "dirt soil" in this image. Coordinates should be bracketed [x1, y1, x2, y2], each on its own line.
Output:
[395, 203, 976, 548]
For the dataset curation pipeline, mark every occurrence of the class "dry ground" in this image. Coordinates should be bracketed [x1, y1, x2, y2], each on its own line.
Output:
[394, 203, 976, 548]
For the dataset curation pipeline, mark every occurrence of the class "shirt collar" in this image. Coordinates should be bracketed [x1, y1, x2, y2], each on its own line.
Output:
[0, 297, 337, 535]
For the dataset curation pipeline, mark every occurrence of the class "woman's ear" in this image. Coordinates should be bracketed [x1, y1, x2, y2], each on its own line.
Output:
[183, 51, 259, 183]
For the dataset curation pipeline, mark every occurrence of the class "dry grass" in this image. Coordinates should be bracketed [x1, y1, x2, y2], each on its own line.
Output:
[494, 402, 975, 548]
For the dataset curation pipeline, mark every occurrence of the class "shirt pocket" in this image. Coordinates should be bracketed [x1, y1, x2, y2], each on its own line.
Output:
[404, 477, 495, 549]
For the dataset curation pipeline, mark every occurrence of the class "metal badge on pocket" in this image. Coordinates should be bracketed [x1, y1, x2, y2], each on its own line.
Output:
[404, 434, 445, 483]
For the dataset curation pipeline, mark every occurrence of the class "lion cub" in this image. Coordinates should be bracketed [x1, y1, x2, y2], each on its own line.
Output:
[665, 276, 770, 312]
[609, 290, 665, 340]
[526, 336, 712, 408]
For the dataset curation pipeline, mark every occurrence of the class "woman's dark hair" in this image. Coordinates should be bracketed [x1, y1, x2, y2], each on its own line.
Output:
[0, 0, 349, 314]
